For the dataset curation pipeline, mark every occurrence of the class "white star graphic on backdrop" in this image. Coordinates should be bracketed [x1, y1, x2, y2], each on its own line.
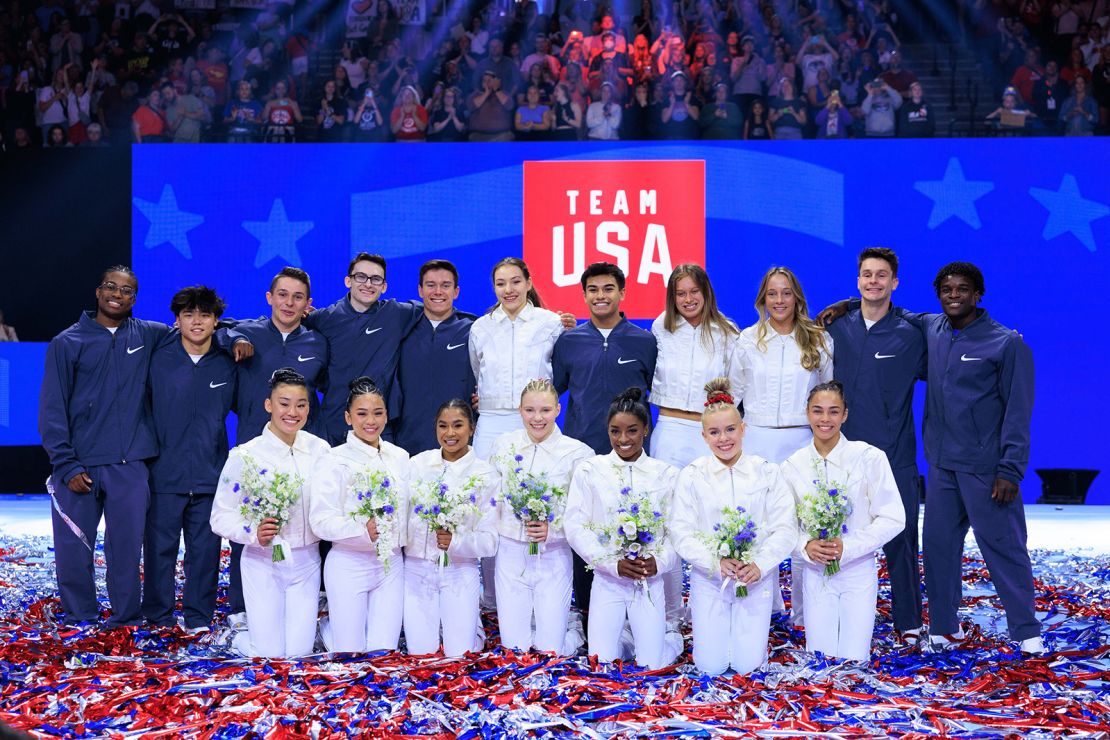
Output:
[1028, 175, 1108, 252]
[242, 199, 314, 268]
[132, 184, 204, 258]
[913, 157, 995, 230]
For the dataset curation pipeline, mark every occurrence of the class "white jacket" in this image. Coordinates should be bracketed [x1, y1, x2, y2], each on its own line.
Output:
[489, 427, 593, 543]
[405, 448, 499, 562]
[650, 314, 744, 412]
[309, 432, 411, 553]
[736, 324, 834, 427]
[469, 302, 565, 412]
[780, 437, 905, 567]
[211, 424, 332, 549]
[565, 451, 679, 579]
[671, 453, 797, 578]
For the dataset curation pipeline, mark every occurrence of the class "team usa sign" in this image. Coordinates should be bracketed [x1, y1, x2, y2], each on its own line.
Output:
[523, 160, 706, 319]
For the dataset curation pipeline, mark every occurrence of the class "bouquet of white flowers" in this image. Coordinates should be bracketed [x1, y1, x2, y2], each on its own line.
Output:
[706, 505, 758, 597]
[348, 468, 400, 574]
[798, 462, 852, 576]
[590, 467, 666, 599]
[499, 448, 567, 555]
[231, 453, 303, 562]
[411, 474, 489, 567]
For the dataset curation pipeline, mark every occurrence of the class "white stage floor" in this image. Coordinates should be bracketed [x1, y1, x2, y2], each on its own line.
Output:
[2, 494, 1107, 553]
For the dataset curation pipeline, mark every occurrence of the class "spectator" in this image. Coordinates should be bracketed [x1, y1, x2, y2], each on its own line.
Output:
[260, 80, 301, 143]
[621, 81, 654, 139]
[585, 15, 628, 58]
[339, 41, 369, 90]
[0, 310, 17, 342]
[81, 121, 109, 147]
[630, 33, 655, 85]
[49, 18, 83, 71]
[11, 126, 36, 150]
[316, 79, 348, 142]
[550, 83, 582, 140]
[66, 78, 93, 144]
[730, 35, 766, 114]
[815, 89, 853, 138]
[391, 85, 428, 142]
[769, 76, 806, 139]
[806, 66, 834, 120]
[521, 33, 561, 79]
[515, 83, 553, 140]
[1060, 47, 1092, 86]
[197, 46, 230, 107]
[856, 49, 881, 88]
[586, 81, 622, 139]
[1060, 75, 1098, 134]
[1080, 24, 1105, 69]
[99, 80, 140, 147]
[659, 71, 699, 138]
[699, 82, 742, 138]
[520, 62, 555, 106]
[427, 86, 467, 142]
[474, 39, 521, 98]
[1032, 60, 1069, 130]
[1093, 44, 1110, 130]
[333, 63, 354, 101]
[131, 88, 166, 143]
[1010, 48, 1044, 104]
[467, 70, 514, 141]
[986, 86, 1036, 129]
[588, 31, 632, 80]
[898, 81, 936, 137]
[881, 51, 919, 99]
[797, 34, 838, 91]
[861, 77, 902, 136]
[352, 88, 386, 142]
[466, 16, 490, 57]
[765, 45, 796, 99]
[743, 98, 774, 139]
[37, 68, 69, 144]
[46, 123, 71, 147]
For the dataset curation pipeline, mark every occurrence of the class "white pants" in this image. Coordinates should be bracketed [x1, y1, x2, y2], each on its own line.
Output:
[323, 546, 402, 652]
[495, 538, 572, 653]
[588, 571, 672, 669]
[744, 424, 812, 620]
[799, 555, 878, 662]
[474, 410, 523, 611]
[473, 410, 523, 460]
[688, 567, 773, 675]
[240, 543, 321, 658]
[403, 555, 483, 657]
[650, 415, 705, 625]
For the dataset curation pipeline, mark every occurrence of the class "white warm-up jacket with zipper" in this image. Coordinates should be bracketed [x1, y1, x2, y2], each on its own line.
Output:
[649, 313, 744, 412]
[735, 324, 834, 428]
[404, 448, 499, 562]
[469, 302, 565, 412]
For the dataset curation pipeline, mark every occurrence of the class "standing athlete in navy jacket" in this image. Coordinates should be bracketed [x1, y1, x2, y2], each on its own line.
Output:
[551, 262, 658, 615]
[143, 286, 237, 631]
[303, 253, 422, 445]
[825, 248, 927, 644]
[918, 262, 1040, 655]
[393, 259, 477, 454]
[39, 266, 172, 626]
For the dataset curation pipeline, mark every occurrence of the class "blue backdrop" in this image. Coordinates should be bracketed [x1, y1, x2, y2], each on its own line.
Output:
[21, 140, 1110, 503]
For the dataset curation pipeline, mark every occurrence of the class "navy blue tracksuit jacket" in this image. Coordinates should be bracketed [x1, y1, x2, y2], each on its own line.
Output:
[552, 318, 658, 455]
[223, 318, 329, 445]
[827, 307, 926, 469]
[919, 309, 1034, 483]
[304, 296, 422, 445]
[392, 310, 477, 455]
[39, 312, 171, 483]
[147, 338, 237, 494]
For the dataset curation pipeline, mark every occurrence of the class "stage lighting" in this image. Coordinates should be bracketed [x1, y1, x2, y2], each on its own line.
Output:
[1034, 468, 1098, 505]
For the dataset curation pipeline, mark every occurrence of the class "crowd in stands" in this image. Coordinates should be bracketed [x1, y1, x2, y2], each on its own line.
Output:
[0, 0, 1105, 148]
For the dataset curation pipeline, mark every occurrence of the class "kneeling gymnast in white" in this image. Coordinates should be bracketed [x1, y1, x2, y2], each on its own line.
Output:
[210, 368, 332, 658]
[565, 387, 683, 670]
[489, 378, 593, 654]
[670, 377, 798, 675]
[403, 398, 499, 657]
[780, 381, 904, 662]
[310, 376, 410, 653]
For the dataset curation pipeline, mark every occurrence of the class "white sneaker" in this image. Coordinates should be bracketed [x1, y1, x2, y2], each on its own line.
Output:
[1019, 636, 1045, 656]
[897, 627, 923, 647]
[227, 611, 248, 631]
[928, 627, 967, 651]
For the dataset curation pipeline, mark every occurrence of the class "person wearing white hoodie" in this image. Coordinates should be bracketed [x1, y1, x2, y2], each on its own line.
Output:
[403, 399, 499, 657]
[671, 378, 797, 675]
[310, 377, 411, 653]
[210, 368, 332, 658]
[565, 388, 681, 669]
[780, 381, 904, 662]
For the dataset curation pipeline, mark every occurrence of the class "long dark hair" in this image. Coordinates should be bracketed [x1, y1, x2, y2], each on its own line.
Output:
[487, 257, 544, 314]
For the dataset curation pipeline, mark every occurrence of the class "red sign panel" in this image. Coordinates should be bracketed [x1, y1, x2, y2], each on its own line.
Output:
[523, 160, 706, 319]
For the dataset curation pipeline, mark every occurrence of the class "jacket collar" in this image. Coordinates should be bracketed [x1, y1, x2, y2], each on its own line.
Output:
[605, 449, 652, 471]
[808, 435, 848, 469]
[493, 302, 537, 324]
[339, 430, 396, 461]
[267, 317, 306, 337]
[262, 423, 316, 454]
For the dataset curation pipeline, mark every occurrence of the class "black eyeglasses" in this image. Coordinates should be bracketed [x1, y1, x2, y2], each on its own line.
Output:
[99, 282, 137, 297]
[349, 273, 385, 286]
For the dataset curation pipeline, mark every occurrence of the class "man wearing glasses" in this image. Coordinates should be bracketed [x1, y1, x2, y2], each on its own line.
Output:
[303, 252, 422, 445]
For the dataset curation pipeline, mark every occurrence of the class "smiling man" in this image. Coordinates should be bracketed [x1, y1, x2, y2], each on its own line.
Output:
[393, 260, 477, 455]
[39, 266, 173, 626]
[919, 262, 1040, 655]
[303, 252, 422, 446]
[824, 247, 927, 645]
[552, 262, 657, 617]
